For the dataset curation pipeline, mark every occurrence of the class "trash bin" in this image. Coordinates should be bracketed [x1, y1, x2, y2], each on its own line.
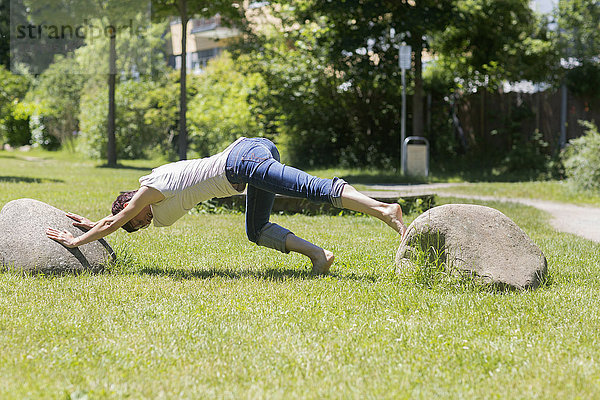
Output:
[403, 136, 429, 177]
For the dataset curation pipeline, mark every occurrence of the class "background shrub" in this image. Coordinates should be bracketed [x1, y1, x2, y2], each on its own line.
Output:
[562, 120, 600, 192]
[187, 52, 267, 158]
[0, 66, 31, 146]
[26, 54, 86, 149]
[78, 74, 178, 160]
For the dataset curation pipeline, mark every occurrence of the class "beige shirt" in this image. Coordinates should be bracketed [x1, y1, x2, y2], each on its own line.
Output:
[139, 138, 245, 227]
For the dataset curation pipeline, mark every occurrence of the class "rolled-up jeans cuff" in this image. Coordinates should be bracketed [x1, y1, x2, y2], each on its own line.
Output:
[256, 222, 292, 253]
[330, 177, 347, 208]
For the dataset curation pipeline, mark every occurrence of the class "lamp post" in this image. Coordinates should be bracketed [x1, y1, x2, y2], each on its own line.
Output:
[399, 44, 411, 174]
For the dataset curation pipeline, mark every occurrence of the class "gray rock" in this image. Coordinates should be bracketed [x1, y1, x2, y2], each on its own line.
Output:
[0, 198, 115, 272]
[396, 204, 547, 289]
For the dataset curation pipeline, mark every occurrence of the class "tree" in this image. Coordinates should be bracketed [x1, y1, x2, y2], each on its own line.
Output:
[14, 0, 147, 165]
[0, 0, 10, 68]
[422, 0, 555, 157]
[230, 1, 457, 167]
[75, 21, 176, 159]
[97, 1, 149, 166]
[6, 0, 85, 73]
[555, 0, 600, 99]
[152, 0, 243, 160]
[230, 4, 393, 167]
[431, 0, 555, 87]
[25, 54, 86, 147]
[296, 1, 455, 139]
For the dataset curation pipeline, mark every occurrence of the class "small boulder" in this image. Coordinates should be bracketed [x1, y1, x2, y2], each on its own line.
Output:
[396, 204, 547, 289]
[0, 198, 115, 272]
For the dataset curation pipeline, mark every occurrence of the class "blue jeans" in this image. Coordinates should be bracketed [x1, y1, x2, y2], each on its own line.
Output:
[225, 137, 347, 253]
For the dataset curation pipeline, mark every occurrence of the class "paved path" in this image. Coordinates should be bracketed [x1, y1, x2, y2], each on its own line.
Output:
[362, 184, 600, 243]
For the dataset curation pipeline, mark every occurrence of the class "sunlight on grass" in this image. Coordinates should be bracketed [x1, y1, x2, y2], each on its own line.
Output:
[1, 150, 600, 398]
[437, 181, 600, 207]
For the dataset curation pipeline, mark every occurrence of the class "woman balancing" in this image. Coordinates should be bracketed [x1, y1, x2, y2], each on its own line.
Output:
[46, 137, 406, 274]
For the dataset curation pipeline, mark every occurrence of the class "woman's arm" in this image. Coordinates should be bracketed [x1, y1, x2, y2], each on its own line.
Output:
[46, 186, 164, 248]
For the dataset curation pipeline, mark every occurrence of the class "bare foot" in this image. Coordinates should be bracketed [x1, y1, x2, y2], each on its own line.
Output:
[311, 249, 335, 274]
[382, 203, 407, 236]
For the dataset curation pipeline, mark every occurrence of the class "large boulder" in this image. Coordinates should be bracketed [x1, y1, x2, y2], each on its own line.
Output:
[0, 198, 115, 272]
[396, 204, 547, 289]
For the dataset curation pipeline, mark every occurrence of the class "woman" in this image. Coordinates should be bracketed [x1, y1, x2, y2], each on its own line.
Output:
[46, 137, 406, 274]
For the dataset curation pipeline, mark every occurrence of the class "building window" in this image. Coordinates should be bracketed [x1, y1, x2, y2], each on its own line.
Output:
[171, 48, 223, 72]
[193, 47, 223, 72]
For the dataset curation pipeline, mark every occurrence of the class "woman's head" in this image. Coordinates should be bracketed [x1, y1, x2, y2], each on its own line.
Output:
[112, 190, 143, 232]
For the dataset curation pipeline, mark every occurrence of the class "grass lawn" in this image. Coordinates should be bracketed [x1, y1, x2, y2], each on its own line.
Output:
[435, 181, 600, 207]
[1, 150, 600, 399]
[308, 165, 600, 207]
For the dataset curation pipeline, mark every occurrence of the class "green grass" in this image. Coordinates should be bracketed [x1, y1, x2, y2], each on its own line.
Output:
[307, 162, 600, 208]
[437, 181, 600, 207]
[1, 150, 600, 398]
[305, 166, 465, 185]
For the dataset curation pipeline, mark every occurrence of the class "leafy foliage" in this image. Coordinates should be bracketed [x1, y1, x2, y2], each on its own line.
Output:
[0, 0, 9, 68]
[561, 121, 600, 192]
[565, 63, 600, 100]
[0, 65, 31, 146]
[78, 74, 178, 160]
[432, 0, 555, 88]
[235, 3, 408, 168]
[25, 55, 87, 148]
[152, 0, 245, 160]
[556, 0, 600, 64]
[232, 0, 556, 168]
[75, 21, 177, 160]
[554, 0, 600, 98]
[187, 52, 266, 157]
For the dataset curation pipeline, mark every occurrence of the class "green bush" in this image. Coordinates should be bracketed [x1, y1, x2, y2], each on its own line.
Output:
[561, 120, 600, 192]
[187, 52, 267, 158]
[2, 110, 31, 147]
[26, 54, 86, 149]
[499, 130, 555, 178]
[29, 110, 62, 150]
[78, 74, 178, 159]
[0, 65, 31, 146]
[565, 63, 600, 99]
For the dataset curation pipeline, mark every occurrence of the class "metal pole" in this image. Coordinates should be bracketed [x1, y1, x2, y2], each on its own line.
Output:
[560, 83, 567, 149]
[401, 67, 406, 174]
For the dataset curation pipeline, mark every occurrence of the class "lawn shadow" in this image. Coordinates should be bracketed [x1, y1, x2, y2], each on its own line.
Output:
[139, 266, 311, 280]
[97, 163, 154, 172]
[136, 265, 380, 282]
[0, 175, 64, 183]
[0, 153, 48, 161]
[341, 173, 427, 185]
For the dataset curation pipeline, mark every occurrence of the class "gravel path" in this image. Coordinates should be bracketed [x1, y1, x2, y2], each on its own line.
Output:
[362, 183, 600, 243]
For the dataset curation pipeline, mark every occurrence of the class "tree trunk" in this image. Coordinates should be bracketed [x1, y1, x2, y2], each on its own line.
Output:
[107, 31, 117, 167]
[178, 0, 188, 160]
[412, 38, 424, 138]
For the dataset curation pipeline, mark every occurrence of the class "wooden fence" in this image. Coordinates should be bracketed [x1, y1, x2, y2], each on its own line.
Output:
[452, 89, 600, 154]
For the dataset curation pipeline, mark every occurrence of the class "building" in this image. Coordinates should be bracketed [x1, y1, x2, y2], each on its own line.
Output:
[167, 15, 240, 73]
[166, 2, 275, 73]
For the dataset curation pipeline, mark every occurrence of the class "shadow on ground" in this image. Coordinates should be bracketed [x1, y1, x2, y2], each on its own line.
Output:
[0, 153, 48, 161]
[341, 173, 428, 185]
[135, 265, 379, 282]
[0, 175, 64, 183]
[97, 163, 154, 171]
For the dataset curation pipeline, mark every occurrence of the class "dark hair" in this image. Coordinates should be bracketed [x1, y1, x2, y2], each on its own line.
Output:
[112, 190, 138, 233]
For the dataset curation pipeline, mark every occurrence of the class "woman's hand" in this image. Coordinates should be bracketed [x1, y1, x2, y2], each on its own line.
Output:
[45, 228, 78, 248]
[67, 212, 95, 231]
